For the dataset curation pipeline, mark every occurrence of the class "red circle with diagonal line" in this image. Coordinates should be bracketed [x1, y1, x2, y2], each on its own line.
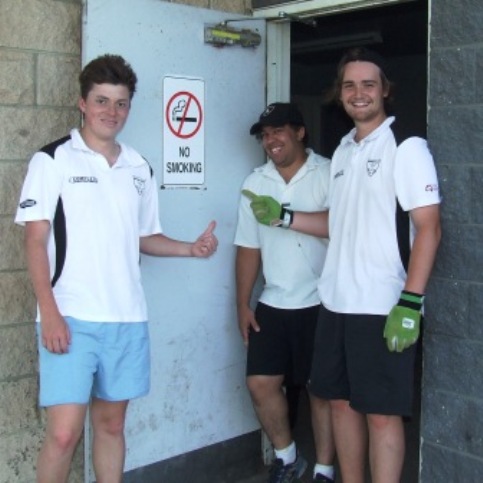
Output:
[166, 91, 203, 139]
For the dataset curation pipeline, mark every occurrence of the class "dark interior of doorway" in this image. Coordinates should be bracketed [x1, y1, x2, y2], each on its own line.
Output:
[287, 1, 427, 481]
[290, 0, 428, 158]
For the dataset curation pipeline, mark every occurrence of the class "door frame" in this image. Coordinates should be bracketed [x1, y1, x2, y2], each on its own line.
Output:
[258, 0, 429, 473]
[253, 0, 413, 18]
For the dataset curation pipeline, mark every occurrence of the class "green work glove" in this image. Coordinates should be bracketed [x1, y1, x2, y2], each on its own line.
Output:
[384, 291, 424, 352]
[242, 189, 288, 227]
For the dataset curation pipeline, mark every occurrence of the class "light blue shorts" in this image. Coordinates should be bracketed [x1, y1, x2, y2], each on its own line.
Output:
[36, 317, 150, 407]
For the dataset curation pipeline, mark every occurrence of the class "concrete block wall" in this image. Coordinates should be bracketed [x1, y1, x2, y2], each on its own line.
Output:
[423, 0, 483, 480]
[0, 0, 249, 481]
[173, 0, 251, 13]
[0, 0, 83, 480]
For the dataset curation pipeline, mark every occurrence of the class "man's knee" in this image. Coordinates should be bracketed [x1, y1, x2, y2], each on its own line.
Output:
[246, 375, 283, 404]
[92, 413, 126, 438]
[367, 413, 401, 432]
[46, 426, 83, 453]
[91, 400, 128, 438]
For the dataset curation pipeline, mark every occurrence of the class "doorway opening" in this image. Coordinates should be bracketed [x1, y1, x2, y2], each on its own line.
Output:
[286, 1, 428, 481]
[290, 0, 428, 158]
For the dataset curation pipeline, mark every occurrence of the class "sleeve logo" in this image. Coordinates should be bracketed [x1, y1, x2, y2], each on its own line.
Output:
[19, 199, 37, 209]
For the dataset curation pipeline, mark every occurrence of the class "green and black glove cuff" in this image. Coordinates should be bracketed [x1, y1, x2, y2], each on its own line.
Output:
[398, 291, 424, 312]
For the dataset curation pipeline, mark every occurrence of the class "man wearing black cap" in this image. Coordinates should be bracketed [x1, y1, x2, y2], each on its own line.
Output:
[234, 103, 335, 483]
[243, 49, 441, 483]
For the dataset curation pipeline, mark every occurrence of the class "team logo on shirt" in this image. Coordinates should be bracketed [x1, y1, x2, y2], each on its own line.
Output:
[133, 176, 146, 195]
[425, 184, 439, 192]
[19, 199, 37, 209]
[334, 169, 344, 180]
[366, 159, 381, 177]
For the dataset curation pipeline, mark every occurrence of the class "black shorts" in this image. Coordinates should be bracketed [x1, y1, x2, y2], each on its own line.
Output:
[246, 302, 319, 386]
[308, 305, 417, 416]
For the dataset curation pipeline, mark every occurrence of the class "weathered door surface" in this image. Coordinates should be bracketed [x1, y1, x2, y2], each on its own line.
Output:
[83, 0, 266, 476]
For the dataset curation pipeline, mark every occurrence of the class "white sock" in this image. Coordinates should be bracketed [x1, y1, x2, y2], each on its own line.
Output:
[314, 463, 335, 479]
[274, 441, 297, 465]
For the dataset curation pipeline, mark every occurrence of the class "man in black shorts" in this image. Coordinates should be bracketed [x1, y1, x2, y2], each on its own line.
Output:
[235, 103, 335, 483]
[244, 50, 441, 483]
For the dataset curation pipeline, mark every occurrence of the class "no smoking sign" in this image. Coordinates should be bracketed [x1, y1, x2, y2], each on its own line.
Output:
[166, 91, 202, 139]
[163, 76, 205, 186]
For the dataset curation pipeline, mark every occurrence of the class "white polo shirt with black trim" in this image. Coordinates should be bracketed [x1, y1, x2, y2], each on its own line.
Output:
[318, 117, 441, 315]
[235, 149, 330, 309]
[15, 129, 162, 322]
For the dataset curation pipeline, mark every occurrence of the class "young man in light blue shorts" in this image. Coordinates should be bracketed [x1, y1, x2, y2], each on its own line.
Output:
[37, 318, 150, 406]
[15, 54, 218, 483]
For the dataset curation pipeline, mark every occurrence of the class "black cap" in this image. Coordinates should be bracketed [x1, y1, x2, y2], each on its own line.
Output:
[250, 102, 305, 135]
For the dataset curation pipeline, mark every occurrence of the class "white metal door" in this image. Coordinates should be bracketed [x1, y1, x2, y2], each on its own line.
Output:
[83, 0, 266, 478]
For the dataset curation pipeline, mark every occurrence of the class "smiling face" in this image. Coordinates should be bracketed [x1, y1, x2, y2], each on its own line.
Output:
[260, 124, 306, 169]
[78, 83, 131, 144]
[339, 60, 389, 134]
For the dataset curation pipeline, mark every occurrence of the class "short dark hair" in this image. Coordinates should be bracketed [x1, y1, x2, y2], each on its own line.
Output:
[79, 54, 137, 100]
[325, 47, 394, 110]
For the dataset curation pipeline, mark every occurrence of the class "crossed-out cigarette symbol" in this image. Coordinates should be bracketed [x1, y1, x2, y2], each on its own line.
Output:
[172, 99, 197, 123]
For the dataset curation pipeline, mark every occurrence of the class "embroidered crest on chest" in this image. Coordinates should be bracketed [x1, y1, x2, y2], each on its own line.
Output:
[366, 159, 381, 177]
[133, 176, 146, 195]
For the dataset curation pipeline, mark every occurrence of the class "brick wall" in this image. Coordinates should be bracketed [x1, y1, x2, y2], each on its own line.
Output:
[0, 0, 82, 481]
[0, 0, 249, 481]
[174, 0, 251, 12]
[422, 0, 483, 480]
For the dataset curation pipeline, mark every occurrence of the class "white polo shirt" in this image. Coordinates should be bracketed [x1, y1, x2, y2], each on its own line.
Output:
[318, 117, 441, 315]
[15, 129, 162, 322]
[235, 149, 330, 309]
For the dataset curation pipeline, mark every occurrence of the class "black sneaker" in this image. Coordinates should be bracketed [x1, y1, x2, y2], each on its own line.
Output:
[313, 473, 335, 482]
[268, 454, 307, 483]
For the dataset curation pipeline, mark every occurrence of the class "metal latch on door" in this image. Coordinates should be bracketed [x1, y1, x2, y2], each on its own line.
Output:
[204, 23, 262, 48]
